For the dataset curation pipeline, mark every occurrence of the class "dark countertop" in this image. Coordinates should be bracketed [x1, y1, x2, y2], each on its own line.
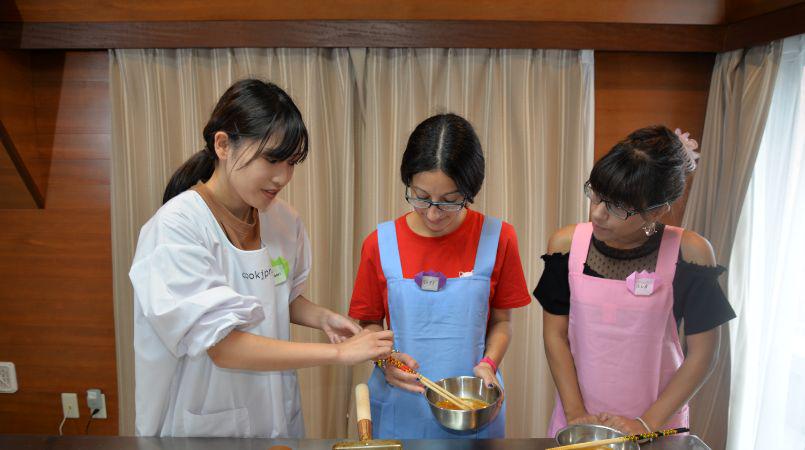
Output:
[0, 435, 710, 450]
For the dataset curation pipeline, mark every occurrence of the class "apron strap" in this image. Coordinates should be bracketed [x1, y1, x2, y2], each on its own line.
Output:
[377, 220, 403, 280]
[472, 216, 503, 278]
[655, 225, 683, 276]
[569, 222, 593, 275]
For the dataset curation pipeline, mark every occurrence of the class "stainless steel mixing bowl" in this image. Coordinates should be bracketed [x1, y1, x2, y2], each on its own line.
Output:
[424, 376, 502, 432]
[555, 424, 641, 449]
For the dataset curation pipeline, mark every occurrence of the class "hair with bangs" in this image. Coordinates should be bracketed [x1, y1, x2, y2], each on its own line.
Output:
[589, 125, 692, 211]
[163, 79, 308, 204]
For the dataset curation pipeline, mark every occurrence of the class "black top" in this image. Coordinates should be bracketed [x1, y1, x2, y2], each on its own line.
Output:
[533, 225, 736, 335]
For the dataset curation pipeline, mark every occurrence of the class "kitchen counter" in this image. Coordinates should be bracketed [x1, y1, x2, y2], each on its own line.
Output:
[0, 435, 711, 450]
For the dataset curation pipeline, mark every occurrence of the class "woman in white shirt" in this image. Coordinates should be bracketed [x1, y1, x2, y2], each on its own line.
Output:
[130, 79, 393, 438]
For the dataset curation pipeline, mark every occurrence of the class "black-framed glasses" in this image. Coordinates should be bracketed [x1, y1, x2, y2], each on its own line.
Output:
[405, 186, 467, 212]
[584, 181, 667, 220]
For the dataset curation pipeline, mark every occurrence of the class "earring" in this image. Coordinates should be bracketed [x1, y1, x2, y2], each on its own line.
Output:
[642, 221, 657, 237]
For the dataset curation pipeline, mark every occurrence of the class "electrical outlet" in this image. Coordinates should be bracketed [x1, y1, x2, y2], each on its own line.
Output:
[61, 393, 79, 419]
[86, 388, 107, 419]
[0, 362, 18, 393]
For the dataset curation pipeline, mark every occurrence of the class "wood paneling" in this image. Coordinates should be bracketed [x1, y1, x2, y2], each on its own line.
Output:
[724, 2, 805, 50]
[0, 131, 38, 208]
[0, 20, 726, 52]
[0, 49, 44, 207]
[0, 121, 40, 208]
[726, 0, 803, 22]
[594, 52, 715, 226]
[3, 0, 726, 24]
[2, 0, 804, 51]
[0, 50, 117, 435]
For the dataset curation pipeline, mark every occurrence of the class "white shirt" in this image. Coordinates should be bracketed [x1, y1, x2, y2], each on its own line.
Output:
[130, 191, 310, 437]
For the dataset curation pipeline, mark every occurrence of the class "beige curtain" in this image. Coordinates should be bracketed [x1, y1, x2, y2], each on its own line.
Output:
[681, 42, 782, 450]
[111, 48, 594, 438]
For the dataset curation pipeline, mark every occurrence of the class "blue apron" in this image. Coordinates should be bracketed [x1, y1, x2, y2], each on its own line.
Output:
[367, 216, 506, 439]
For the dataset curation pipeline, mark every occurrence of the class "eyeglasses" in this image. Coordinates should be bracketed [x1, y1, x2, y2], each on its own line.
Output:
[405, 186, 466, 212]
[584, 181, 667, 220]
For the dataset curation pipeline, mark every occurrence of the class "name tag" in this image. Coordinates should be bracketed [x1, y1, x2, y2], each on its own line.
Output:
[634, 277, 655, 296]
[420, 276, 440, 291]
[271, 256, 289, 286]
[626, 270, 660, 297]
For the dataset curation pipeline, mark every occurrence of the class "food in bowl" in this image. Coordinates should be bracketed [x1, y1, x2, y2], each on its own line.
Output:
[434, 398, 489, 410]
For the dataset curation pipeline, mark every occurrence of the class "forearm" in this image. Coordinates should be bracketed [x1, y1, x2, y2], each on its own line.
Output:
[544, 312, 587, 418]
[483, 313, 512, 365]
[207, 329, 341, 371]
[641, 328, 720, 429]
[289, 295, 328, 329]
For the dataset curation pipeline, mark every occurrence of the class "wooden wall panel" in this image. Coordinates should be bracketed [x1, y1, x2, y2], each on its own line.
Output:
[0, 135, 38, 208]
[4, 0, 726, 24]
[1, 21, 726, 52]
[726, 0, 803, 22]
[0, 49, 44, 207]
[594, 52, 715, 226]
[0, 50, 116, 435]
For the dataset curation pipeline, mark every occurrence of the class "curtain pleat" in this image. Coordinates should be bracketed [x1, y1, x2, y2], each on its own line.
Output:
[681, 41, 782, 450]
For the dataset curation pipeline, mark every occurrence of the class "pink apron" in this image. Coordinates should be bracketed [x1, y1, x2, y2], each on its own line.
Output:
[547, 222, 689, 437]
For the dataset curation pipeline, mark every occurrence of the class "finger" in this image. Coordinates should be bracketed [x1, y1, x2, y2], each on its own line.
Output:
[374, 330, 394, 340]
[480, 371, 497, 388]
[389, 368, 419, 383]
[384, 371, 422, 392]
[394, 380, 424, 393]
[397, 353, 419, 370]
[343, 320, 362, 336]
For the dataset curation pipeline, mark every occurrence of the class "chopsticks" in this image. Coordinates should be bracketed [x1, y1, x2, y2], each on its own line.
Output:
[546, 427, 689, 450]
[380, 355, 473, 411]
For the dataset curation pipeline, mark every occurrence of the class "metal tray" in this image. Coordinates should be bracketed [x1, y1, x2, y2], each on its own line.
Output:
[641, 435, 711, 450]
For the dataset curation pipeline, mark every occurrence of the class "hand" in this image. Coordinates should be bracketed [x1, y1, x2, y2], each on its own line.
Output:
[383, 352, 424, 394]
[335, 328, 394, 365]
[320, 311, 362, 344]
[567, 411, 603, 426]
[598, 413, 650, 435]
[473, 361, 504, 402]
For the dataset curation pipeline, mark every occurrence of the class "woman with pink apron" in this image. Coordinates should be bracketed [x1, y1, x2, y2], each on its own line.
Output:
[536, 126, 735, 437]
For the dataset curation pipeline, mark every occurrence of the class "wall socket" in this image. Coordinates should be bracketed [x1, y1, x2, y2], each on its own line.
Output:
[86, 388, 107, 419]
[0, 362, 18, 393]
[61, 393, 79, 419]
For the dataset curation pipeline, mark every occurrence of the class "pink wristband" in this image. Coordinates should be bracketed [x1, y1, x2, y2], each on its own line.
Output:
[480, 356, 498, 373]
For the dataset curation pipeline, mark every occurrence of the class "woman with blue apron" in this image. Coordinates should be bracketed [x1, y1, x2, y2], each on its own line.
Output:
[349, 114, 531, 439]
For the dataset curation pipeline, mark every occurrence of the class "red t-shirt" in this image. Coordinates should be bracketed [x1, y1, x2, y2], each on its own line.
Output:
[349, 209, 531, 327]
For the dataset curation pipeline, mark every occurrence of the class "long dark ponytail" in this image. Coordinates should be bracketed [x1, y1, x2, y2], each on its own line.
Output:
[162, 79, 309, 204]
